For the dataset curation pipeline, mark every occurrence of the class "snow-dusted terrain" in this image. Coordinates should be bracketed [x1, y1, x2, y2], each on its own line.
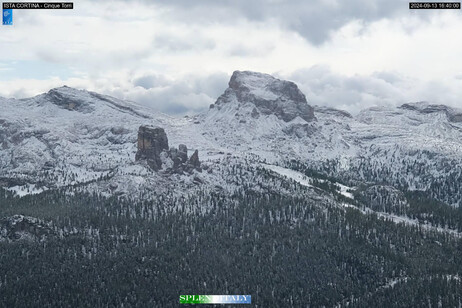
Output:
[4, 70, 462, 308]
[1, 70, 462, 210]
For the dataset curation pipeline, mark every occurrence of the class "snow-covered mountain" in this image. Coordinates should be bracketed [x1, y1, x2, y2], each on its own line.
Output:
[1, 70, 462, 206]
[4, 70, 462, 308]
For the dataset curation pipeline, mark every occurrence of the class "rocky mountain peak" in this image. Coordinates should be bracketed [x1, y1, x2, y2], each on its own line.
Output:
[42, 86, 95, 113]
[213, 70, 315, 122]
[400, 102, 462, 122]
[400, 101, 447, 113]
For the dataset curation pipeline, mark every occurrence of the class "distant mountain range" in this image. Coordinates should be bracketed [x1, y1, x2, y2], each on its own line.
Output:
[1, 70, 461, 205]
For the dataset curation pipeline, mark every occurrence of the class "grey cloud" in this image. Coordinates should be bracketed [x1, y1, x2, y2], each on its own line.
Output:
[139, 0, 411, 45]
[130, 89, 213, 115]
[286, 66, 410, 114]
[126, 72, 229, 115]
[133, 74, 170, 89]
[286, 66, 462, 114]
[186, 72, 230, 98]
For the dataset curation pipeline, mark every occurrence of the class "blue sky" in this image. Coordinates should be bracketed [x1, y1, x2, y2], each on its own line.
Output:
[1, 0, 462, 114]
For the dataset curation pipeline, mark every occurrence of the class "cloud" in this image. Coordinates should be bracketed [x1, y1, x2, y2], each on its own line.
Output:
[371, 71, 404, 85]
[286, 65, 462, 114]
[126, 72, 229, 114]
[0, 71, 230, 116]
[146, 0, 412, 45]
[2, 0, 462, 116]
[130, 90, 214, 114]
[152, 34, 216, 53]
[133, 74, 170, 89]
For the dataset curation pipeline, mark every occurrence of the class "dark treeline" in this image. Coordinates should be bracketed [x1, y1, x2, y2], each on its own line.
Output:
[286, 148, 462, 209]
[1, 181, 462, 307]
[286, 158, 462, 233]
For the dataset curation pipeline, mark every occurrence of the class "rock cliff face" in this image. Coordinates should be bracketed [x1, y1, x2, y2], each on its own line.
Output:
[400, 102, 462, 123]
[43, 86, 95, 113]
[314, 106, 352, 118]
[188, 150, 200, 169]
[135, 125, 169, 171]
[213, 71, 315, 122]
[135, 125, 200, 173]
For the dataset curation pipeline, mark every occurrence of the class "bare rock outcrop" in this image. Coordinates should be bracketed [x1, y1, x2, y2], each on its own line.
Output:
[135, 125, 200, 173]
[212, 71, 315, 122]
[188, 149, 201, 170]
[135, 125, 169, 171]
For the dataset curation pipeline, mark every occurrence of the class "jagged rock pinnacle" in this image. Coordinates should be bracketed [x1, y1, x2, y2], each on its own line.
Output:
[135, 125, 169, 171]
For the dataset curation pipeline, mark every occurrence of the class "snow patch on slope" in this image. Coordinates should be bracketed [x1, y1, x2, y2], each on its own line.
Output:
[262, 164, 313, 188]
[6, 184, 48, 197]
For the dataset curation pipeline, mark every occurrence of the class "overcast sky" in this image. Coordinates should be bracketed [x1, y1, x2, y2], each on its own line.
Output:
[1, 0, 462, 114]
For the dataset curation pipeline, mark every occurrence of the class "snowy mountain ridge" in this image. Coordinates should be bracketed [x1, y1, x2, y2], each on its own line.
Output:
[3, 72, 462, 308]
[1, 71, 462, 207]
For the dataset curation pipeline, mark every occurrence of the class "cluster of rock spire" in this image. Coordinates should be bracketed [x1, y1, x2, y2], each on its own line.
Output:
[135, 125, 200, 173]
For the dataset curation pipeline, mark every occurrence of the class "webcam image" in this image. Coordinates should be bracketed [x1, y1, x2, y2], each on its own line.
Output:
[1, 1, 462, 307]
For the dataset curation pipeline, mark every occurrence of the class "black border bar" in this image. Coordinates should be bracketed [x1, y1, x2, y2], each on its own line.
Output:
[3, 2, 73, 9]
[409, 2, 461, 9]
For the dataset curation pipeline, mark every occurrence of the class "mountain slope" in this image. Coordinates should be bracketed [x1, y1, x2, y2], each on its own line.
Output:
[1, 72, 462, 206]
[2, 71, 462, 307]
